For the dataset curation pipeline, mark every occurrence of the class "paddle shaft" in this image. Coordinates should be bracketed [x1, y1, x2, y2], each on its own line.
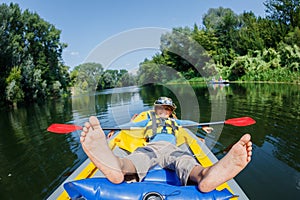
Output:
[105, 117, 255, 129]
[183, 121, 226, 127]
[102, 122, 218, 130]
[47, 117, 255, 134]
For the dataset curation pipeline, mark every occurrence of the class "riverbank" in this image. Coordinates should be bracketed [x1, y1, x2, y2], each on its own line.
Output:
[185, 77, 300, 85]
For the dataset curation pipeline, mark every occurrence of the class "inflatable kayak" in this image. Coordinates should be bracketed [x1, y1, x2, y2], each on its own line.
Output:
[47, 111, 249, 200]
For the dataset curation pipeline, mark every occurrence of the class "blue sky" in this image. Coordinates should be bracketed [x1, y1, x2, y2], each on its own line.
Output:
[1, 0, 267, 71]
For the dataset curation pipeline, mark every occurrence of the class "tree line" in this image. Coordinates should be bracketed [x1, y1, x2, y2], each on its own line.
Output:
[137, 0, 300, 84]
[0, 3, 134, 106]
[70, 63, 136, 95]
[1, 1, 300, 108]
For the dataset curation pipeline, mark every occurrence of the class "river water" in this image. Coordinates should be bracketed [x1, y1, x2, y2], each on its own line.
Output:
[0, 83, 299, 199]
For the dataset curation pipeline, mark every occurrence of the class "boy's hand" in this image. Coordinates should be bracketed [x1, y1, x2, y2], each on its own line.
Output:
[202, 127, 214, 133]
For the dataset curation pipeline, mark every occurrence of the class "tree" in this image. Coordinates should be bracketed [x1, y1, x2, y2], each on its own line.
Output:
[137, 62, 164, 85]
[72, 62, 104, 92]
[118, 72, 134, 87]
[284, 27, 300, 47]
[22, 9, 68, 96]
[256, 17, 281, 48]
[277, 42, 300, 71]
[191, 24, 219, 56]
[21, 57, 47, 100]
[135, 5, 300, 83]
[101, 71, 114, 89]
[264, 0, 300, 35]
[203, 7, 240, 49]
[160, 27, 214, 78]
[0, 3, 70, 105]
[0, 3, 23, 103]
[202, 7, 241, 66]
[235, 12, 265, 55]
[137, 58, 181, 85]
[5, 66, 24, 105]
[116, 69, 136, 87]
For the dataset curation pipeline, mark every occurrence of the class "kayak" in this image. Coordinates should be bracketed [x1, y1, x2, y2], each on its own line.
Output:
[47, 111, 249, 200]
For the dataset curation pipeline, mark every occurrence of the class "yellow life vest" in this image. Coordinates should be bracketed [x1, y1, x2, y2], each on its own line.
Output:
[144, 111, 179, 139]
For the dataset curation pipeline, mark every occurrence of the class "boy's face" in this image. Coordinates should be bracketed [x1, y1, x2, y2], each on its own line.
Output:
[155, 105, 173, 118]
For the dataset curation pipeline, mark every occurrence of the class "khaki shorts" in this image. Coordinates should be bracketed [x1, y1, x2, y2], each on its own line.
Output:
[126, 141, 200, 185]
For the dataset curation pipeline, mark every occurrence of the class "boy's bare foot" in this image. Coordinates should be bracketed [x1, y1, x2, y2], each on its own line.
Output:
[198, 134, 252, 192]
[80, 116, 124, 184]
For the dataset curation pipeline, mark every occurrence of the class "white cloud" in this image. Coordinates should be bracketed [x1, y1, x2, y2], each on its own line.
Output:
[70, 51, 79, 56]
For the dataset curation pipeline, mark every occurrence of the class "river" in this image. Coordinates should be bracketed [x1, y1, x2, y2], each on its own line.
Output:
[0, 83, 299, 199]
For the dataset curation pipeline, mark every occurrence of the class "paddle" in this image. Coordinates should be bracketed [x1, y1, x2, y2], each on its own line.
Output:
[47, 124, 142, 134]
[183, 117, 256, 127]
[47, 117, 256, 134]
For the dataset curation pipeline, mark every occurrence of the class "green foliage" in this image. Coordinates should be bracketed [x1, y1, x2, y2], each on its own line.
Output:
[264, 0, 300, 29]
[223, 43, 300, 82]
[159, 27, 217, 79]
[101, 71, 114, 89]
[138, 4, 300, 84]
[5, 66, 24, 103]
[191, 24, 219, 56]
[160, 27, 195, 75]
[71, 62, 103, 93]
[98, 69, 135, 89]
[203, 7, 240, 52]
[284, 27, 300, 47]
[0, 3, 70, 106]
[137, 58, 181, 85]
[116, 70, 136, 87]
[137, 62, 165, 84]
[21, 57, 47, 100]
[70, 62, 136, 92]
[278, 42, 300, 72]
[52, 81, 62, 97]
[235, 12, 265, 55]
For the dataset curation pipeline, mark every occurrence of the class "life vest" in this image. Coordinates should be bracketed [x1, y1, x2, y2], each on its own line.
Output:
[144, 111, 179, 140]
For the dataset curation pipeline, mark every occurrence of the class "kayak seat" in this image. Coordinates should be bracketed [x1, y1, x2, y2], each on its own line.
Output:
[141, 165, 181, 186]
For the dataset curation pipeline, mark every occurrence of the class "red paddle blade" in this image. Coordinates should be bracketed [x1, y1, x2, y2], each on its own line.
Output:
[224, 117, 256, 126]
[47, 124, 82, 134]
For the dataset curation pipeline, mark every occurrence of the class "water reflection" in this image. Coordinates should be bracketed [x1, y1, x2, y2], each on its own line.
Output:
[231, 83, 300, 171]
[0, 99, 79, 199]
[219, 83, 300, 199]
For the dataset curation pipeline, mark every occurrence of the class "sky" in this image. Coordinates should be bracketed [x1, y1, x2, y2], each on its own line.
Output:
[1, 0, 267, 72]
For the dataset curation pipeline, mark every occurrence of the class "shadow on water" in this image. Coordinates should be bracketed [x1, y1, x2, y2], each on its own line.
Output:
[0, 98, 81, 199]
[0, 83, 299, 199]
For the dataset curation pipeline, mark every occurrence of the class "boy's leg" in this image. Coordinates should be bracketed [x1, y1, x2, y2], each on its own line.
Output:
[80, 116, 137, 184]
[189, 134, 252, 192]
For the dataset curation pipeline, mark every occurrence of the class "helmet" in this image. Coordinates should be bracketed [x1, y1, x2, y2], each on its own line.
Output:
[154, 97, 177, 110]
